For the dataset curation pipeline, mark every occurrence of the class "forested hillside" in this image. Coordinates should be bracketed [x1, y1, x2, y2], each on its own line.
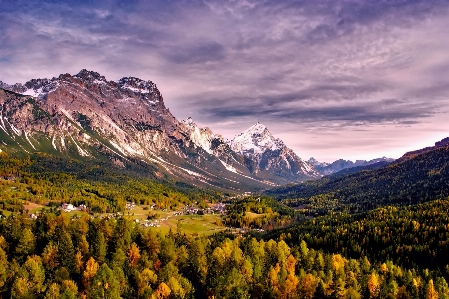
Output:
[0, 152, 222, 215]
[267, 145, 449, 213]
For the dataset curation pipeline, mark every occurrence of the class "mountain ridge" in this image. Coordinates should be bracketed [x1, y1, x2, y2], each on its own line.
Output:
[0, 69, 320, 190]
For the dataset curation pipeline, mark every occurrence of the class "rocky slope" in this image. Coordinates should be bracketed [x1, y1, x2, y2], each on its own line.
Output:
[0, 70, 319, 190]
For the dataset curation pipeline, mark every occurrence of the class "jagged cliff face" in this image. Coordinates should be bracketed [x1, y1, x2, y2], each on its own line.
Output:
[0, 70, 319, 190]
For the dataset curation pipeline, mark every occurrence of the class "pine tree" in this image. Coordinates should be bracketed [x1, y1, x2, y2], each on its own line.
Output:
[58, 231, 76, 274]
[15, 228, 35, 262]
[87, 264, 121, 299]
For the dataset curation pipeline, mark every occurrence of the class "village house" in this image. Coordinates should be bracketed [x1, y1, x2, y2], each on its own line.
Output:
[61, 203, 75, 212]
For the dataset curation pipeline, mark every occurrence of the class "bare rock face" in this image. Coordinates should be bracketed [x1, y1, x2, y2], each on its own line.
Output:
[0, 70, 320, 190]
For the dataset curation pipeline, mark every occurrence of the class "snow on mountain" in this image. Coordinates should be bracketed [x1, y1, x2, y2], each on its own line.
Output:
[229, 122, 320, 179]
[181, 117, 219, 154]
[117, 76, 158, 95]
[229, 122, 284, 155]
[0, 78, 59, 99]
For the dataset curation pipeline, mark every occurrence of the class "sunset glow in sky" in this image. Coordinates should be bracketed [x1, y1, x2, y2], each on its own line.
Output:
[1, 0, 449, 162]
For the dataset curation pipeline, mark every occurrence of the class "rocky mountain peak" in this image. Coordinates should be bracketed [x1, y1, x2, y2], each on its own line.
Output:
[181, 117, 221, 154]
[230, 122, 283, 155]
[0, 69, 322, 188]
[246, 122, 267, 134]
[228, 122, 320, 179]
[181, 117, 196, 128]
[308, 157, 329, 167]
[74, 69, 107, 83]
[117, 76, 158, 95]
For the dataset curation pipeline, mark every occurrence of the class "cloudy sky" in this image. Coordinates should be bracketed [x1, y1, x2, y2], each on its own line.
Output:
[1, 0, 449, 162]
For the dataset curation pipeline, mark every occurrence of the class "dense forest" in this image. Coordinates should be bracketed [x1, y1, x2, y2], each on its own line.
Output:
[1, 212, 449, 299]
[265, 197, 449, 275]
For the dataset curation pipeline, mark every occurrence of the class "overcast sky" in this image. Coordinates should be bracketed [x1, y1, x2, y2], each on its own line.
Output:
[1, 0, 449, 162]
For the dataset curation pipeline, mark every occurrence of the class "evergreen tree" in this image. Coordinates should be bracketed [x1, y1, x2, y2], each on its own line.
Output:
[87, 263, 121, 299]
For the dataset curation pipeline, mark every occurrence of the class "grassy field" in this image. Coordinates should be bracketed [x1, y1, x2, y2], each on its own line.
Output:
[129, 211, 226, 236]
[23, 201, 49, 214]
[93, 205, 226, 236]
[173, 214, 226, 236]
[0, 209, 12, 217]
[245, 211, 266, 219]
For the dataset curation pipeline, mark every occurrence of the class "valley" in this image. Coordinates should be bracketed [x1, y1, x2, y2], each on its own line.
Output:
[1, 71, 449, 298]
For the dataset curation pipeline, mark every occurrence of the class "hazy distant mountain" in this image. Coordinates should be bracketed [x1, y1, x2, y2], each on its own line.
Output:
[0, 70, 320, 190]
[308, 157, 394, 175]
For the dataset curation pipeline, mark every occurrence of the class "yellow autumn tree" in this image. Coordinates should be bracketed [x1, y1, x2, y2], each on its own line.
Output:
[286, 254, 296, 274]
[42, 243, 59, 271]
[332, 254, 345, 273]
[168, 276, 185, 298]
[283, 272, 299, 299]
[127, 242, 141, 268]
[268, 263, 281, 296]
[83, 257, 99, 288]
[44, 283, 60, 299]
[137, 268, 158, 295]
[155, 282, 171, 299]
[426, 279, 439, 299]
[380, 263, 388, 274]
[75, 251, 84, 273]
[367, 271, 381, 298]
[301, 274, 317, 299]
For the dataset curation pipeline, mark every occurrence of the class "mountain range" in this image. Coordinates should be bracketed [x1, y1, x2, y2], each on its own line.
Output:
[0, 70, 328, 191]
[0, 70, 398, 191]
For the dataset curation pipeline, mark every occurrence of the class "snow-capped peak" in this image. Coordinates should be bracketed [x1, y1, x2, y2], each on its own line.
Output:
[245, 122, 267, 135]
[1, 77, 60, 99]
[229, 122, 284, 155]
